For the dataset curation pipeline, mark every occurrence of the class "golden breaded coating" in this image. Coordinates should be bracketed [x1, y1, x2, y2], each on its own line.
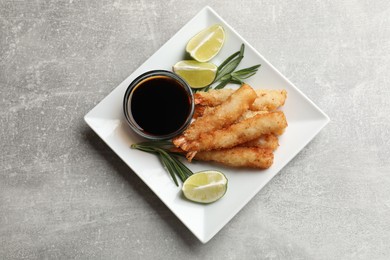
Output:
[239, 134, 279, 150]
[173, 84, 257, 147]
[174, 84, 288, 168]
[195, 107, 268, 120]
[182, 111, 287, 160]
[194, 147, 274, 169]
[194, 88, 287, 111]
[193, 105, 211, 119]
[237, 110, 268, 121]
[250, 89, 287, 111]
[194, 89, 235, 106]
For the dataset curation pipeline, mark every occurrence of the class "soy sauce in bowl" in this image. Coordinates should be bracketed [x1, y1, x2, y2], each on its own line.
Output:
[123, 70, 194, 140]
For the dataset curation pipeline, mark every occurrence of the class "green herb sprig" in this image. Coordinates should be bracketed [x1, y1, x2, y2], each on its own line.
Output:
[131, 141, 193, 186]
[202, 44, 261, 92]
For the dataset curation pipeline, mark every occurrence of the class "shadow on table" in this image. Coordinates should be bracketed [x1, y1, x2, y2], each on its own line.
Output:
[82, 127, 204, 247]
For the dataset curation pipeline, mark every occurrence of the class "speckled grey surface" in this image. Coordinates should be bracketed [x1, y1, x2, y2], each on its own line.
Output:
[1, 0, 390, 259]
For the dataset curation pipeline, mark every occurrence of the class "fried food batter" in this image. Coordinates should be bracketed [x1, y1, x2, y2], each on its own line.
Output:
[182, 111, 287, 160]
[240, 134, 279, 150]
[173, 84, 257, 148]
[194, 147, 274, 169]
[194, 88, 287, 111]
[173, 83, 288, 167]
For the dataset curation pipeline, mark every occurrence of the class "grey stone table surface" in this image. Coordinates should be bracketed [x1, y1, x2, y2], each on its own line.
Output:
[1, 0, 389, 259]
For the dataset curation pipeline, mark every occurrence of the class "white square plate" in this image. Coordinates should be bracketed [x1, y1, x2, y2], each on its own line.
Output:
[84, 6, 329, 243]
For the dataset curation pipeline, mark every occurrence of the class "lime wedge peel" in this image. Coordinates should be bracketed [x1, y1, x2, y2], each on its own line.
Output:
[186, 24, 225, 62]
[173, 60, 217, 89]
[182, 170, 228, 204]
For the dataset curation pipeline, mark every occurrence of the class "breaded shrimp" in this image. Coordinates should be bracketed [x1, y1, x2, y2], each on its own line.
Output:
[251, 89, 287, 111]
[175, 134, 279, 151]
[194, 89, 287, 111]
[195, 106, 268, 120]
[193, 105, 211, 119]
[173, 84, 257, 148]
[194, 89, 235, 106]
[194, 88, 234, 107]
[237, 110, 268, 121]
[182, 111, 287, 160]
[240, 134, 279, 150]
[194, 147, 274, 169]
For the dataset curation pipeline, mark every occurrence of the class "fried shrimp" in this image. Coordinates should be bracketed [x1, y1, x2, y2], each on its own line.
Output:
[173, 84, 257, 148]
[175, 112, 279, 159]
[182, 111, 287, 160]
[237, 110, 268, 121]
[173, 83, 288, 167]
[251, 89, 287, 111]
[239, 134, 279, 150]
[194, 147, 274, 169]
[195, 107, 268, 120]
[194, 89, 287, 111]
[193, 105, 212, 119]
[194, 89, 235, 106]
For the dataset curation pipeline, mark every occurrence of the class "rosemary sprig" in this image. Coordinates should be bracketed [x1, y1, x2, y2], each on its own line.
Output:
[131, 141, 193, 186]
[215, 64, 261, 89]
[202, 44, 261, 92]
[214, 44, 245, 82]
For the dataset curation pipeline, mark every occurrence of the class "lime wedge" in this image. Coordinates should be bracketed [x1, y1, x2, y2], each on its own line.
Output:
[173, 60, 217, 89]
[182, 170, 228, 204]
[186, 24, 225, 62]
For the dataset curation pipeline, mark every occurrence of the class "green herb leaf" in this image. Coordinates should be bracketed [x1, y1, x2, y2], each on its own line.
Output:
[131, 141, 193, 186]
[214, 77, 231, 89]
[205, 44, 261, 91]
[232, 64, 261, 79]
[217, 49, 241, 70]
[215, 56, 244, 82]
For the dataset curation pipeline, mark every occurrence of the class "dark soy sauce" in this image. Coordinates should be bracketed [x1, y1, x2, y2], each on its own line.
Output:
[130, 76, 191, 136]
